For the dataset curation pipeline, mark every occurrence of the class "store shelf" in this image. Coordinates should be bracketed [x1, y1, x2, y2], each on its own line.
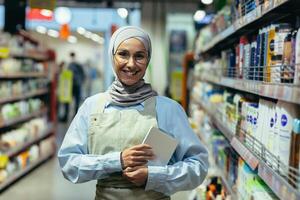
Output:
[0, 72, 47, 79]
[4, 123, 54, 158]
[258, 161, 300, 200]
[11, 51, 49, 61]
[200, 0, 292, 54]
[230, 137, 259, 170]
[0, 89, 48, 104]
[195, 99, 234, 141]
[0, 151, 54, 192]
[0, 108, 48, 129]
[194, 100, 300, 199]
[200, 76, 300, 105]
[208, 167, 236, 199]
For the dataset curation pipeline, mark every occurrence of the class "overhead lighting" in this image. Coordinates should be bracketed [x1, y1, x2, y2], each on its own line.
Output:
[91, 33, 101, 41]
[201, 0, 213, 5]
[117, 8, 128, 19]
[77, 27, 86, 35]
[68, 36, 77, 43]
[40, 9, 53, 17]
[84, 31, 92, 39]
[36, 26, 47, 34]
[55, 7, 72, 25]
[193, 10, 206, 22]
[47, 29, 59, 38]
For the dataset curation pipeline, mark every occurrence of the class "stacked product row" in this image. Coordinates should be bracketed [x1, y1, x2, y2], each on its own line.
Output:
[192, 81, 300, 186]
[0, 137, 53, 185]
[222, 24, 300, 83]
[0, 98, 44, 123]
[0, 79, 48, 99]
[195, 0, 285, 52]
[0, 32, 48, 58]
[0, 118, 47, 154]
[195, 24, 300, 84]
[0, 58, 46, 74]
[190, 104, 279, 199]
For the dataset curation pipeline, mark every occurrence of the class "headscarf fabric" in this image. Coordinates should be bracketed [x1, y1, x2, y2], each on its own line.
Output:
[108, 26, 157, 106]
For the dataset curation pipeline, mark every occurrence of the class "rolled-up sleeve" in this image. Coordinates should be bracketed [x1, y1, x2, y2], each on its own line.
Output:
[57, 98, 122, 183]
[145, 97, 209, 195]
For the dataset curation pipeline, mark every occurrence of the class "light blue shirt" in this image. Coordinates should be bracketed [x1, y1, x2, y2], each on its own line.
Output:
[58, 93, 208, 196]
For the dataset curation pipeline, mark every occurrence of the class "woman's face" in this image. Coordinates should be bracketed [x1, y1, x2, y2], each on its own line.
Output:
[114, 38, 148, 86]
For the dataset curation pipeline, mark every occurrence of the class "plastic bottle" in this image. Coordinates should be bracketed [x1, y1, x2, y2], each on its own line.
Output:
[294, 28, 300, 85]
[277, 101, 300, 172]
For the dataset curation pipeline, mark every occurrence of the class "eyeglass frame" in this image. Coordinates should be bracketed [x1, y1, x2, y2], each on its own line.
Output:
[113, 49, 149, 65]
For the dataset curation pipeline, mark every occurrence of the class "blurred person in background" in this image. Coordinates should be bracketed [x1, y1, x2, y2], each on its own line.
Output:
[84, 59, 101, 97]
[58, 26, 208, 200]
[60, 52, 86, 122]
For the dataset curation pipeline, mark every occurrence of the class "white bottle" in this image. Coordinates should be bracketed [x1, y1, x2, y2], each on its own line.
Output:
[294, 28, 300, 85]
[277, 101, 300, 172]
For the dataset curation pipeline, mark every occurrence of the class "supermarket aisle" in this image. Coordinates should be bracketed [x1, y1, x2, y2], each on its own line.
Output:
[1, 122, 96, 200]
[1, 122, 190, 200]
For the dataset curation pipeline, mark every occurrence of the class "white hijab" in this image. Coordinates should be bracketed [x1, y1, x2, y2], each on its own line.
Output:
[108, 26, 157, 106]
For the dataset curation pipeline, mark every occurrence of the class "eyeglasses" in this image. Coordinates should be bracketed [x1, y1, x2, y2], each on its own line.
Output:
[114, 50, 148, 65]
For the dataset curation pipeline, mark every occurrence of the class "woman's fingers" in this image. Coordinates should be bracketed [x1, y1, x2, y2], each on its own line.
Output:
[131, 150, 154, 157]
[130, 144, 152, 150]
[131, 155, 155, 162]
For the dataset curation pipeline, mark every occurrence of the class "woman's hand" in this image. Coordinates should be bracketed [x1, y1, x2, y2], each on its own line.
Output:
[123, 166, 148, 186]
[121, 144, 154, 169]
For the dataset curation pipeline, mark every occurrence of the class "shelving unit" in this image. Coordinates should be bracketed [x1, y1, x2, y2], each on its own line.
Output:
[0, 89, 49, 104]
[192, 1, 300, 199]
[194, 99, 300, 200]
[0, 108, 48, 129]
[0, 72, 47, 79]
[198, 75, 300, 105]
[4, 123, 54, 158]
[198, 0, 295, 55]
[0, 31, 57, 192]
[0, 151, 54, 191]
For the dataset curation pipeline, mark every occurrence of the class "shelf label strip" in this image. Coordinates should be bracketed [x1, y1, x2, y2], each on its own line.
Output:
[258, 162, 300, 200]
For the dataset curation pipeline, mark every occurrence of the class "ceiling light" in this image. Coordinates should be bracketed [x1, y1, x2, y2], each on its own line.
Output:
[55, 7, 72, 25]
[47, 29, 59, 38]
[91, 34, 101, 41]
[40, 9, 53, 17]
[84, 31, 92, 39]
[201, 0, 213, 5]
[117, 8, 128, 19]
[77, 27, 86, 35]
[68, 36, 77, 43]
[193, 10, 206, 22]
[36, 26, 47, 34]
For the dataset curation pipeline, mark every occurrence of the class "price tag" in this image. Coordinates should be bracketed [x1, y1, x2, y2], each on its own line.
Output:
[0, 155, 9, 168]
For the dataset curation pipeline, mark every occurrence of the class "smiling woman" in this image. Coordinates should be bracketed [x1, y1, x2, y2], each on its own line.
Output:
[113, 38, 148, 86]
[58, 26, 208, 200]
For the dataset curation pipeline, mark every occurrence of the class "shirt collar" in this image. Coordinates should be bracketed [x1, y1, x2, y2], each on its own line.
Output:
[104, 101, 145, 108]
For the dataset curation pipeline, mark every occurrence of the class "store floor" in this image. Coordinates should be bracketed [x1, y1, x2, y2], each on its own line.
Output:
[1, 122, 190, 200]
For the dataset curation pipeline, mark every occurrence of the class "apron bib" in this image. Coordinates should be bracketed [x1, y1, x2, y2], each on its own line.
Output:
[88, 93, 170, 200]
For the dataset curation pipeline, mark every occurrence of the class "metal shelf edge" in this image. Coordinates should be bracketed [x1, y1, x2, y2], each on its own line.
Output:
[0, 151, 54, 192]
[0, 109, 48, 129]
[0, 89, 49, 104]
[199, 76, 300, 105]
[5, 123, 54, 158]
[258, 161, 300, 200]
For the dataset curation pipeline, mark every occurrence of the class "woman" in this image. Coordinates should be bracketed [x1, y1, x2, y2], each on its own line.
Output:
[58, 26, 208, 200]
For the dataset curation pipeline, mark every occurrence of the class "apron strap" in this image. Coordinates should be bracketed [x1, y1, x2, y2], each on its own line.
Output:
[139, 97, 156, 118]
[95, 92, 110, 113]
